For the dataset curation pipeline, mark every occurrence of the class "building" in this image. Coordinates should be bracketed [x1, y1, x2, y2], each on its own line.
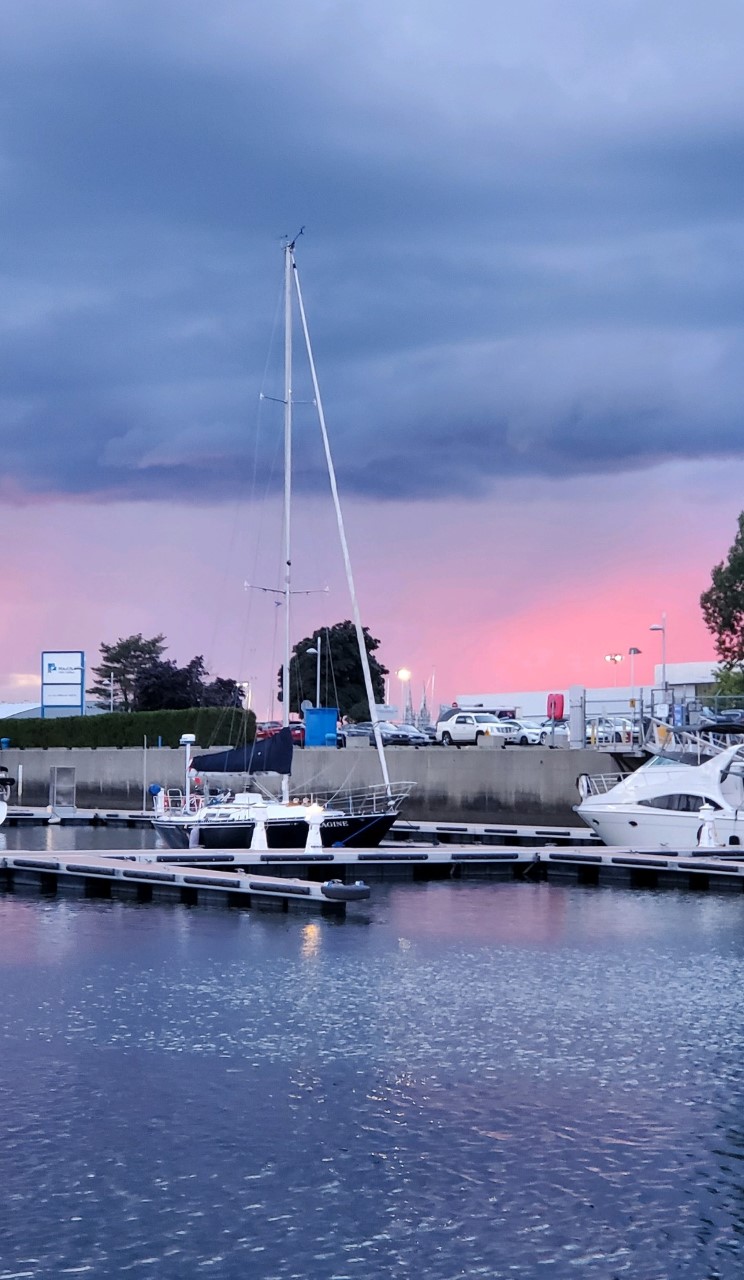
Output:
[454, 662, 720, 720]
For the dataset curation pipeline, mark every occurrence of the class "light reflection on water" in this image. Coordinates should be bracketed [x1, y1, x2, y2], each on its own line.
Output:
[1, 828, 743, 1277]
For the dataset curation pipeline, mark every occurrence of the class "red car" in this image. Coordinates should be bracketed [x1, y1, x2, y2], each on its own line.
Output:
[255, 720, 305, 747]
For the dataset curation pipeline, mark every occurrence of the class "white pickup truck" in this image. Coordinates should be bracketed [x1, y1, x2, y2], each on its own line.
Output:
[436, 712, 510, 747]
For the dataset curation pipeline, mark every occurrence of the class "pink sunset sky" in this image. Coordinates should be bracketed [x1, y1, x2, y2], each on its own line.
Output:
[2, 1, 744, 717]
[2, 456, 737, 718]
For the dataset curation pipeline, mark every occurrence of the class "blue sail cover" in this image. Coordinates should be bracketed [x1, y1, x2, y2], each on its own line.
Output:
[191, 727, 294, 776]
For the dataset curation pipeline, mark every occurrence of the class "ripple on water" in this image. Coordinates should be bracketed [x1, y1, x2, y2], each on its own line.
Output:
[1, 881, 743, 1277]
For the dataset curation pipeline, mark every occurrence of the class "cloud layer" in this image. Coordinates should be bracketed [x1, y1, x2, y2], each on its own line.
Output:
[2, 0, 744, 503]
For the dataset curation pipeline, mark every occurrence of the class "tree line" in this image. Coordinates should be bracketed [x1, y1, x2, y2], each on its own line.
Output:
[88, 622, 388, 719]
[87, 635, 243, 713]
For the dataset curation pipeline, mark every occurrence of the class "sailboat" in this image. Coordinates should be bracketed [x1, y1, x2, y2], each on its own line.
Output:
[152, 238, 413, 852]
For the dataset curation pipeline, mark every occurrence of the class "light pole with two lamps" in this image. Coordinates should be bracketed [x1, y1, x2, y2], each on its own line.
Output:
[604, 653, 623, 686]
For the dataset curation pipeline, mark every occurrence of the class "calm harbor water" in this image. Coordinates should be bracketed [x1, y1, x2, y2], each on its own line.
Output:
[1, 829, 743, 1278]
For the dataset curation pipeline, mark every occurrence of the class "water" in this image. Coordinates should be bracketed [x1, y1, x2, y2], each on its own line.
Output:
[1, 829, 743, 1278]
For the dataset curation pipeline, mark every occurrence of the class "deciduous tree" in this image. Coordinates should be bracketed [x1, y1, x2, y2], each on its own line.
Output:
[89, 637, 243, 712]
[278, 620, 388, 720]
[700, 512, 744, 672]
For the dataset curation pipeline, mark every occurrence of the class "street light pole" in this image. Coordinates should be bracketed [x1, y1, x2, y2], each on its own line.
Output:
[604, 653, 623, 686]
[628, 646, 641, 691]
[306, 638, 322, 707]
[649, 614, 667, 692]
[396, 667, 411, 722]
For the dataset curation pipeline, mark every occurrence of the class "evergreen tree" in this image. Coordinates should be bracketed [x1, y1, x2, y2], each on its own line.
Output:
[88, 633, 166, 711]
[277, 620, 387, 720]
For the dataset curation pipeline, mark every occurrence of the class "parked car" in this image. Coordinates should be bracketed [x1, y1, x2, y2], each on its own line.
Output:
[435, 713, 510, 747]
[584, 716, 638, 745]
[340, 721, 374, 743]
[497, 718, 544, 746]
[372, 721, 430, 747]
[539, 719, 570, 745]
[438, 706, 517, 724]
[255, 719, 306, 747]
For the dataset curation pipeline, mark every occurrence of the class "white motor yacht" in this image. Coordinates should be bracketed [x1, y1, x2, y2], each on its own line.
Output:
[575, 743, 744, 850]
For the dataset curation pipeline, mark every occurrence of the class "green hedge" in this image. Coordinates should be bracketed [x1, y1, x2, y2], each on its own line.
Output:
[0, 707, 256, 749]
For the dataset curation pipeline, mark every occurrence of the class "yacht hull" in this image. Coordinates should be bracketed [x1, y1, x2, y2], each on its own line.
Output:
[153, 811, 397, 851]
[577, 803, 744, 850]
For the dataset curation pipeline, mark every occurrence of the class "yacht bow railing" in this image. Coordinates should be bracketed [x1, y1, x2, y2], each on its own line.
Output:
[302, 782, 415, 816]
[580, 773, 627, 798]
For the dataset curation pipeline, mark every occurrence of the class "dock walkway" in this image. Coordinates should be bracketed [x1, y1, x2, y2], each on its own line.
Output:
[0, 850, 369, 912]
[3, 845, 744, 899]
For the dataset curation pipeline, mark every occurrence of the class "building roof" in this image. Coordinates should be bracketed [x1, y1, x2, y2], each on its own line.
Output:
[0, 701, 43, 719]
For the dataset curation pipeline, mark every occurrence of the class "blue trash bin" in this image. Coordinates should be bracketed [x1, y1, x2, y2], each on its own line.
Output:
[0, 738, 10, 750]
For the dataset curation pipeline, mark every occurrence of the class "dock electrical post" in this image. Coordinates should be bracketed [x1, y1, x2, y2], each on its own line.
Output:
[180, 734, 196, 810]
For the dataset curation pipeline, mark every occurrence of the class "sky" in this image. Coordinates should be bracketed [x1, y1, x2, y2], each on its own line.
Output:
[2, 0, 744, 716]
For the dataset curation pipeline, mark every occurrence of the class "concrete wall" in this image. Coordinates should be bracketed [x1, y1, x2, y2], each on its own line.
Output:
[0, 743, 615, 824]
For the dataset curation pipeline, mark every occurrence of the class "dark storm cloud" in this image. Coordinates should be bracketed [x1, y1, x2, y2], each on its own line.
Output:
[2, 0, 744, 504]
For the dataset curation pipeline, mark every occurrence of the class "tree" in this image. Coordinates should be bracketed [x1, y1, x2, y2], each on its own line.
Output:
[88, 633, 166, 711]
[134, 655, 244, 713]
[89, 636, 244, 713]
[700, 512, 744, 672]
[201, 676, 244, 708]
[277, 620, 388, 720]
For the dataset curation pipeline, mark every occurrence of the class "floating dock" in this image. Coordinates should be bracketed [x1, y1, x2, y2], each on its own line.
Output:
[5, 844, 743, 888]
[2, 844, 743, 909]
[3, 807, 604, 847]
[388, 818, 602, 847]
[0, 851, 369, 913]
[105, 843, 744, 889]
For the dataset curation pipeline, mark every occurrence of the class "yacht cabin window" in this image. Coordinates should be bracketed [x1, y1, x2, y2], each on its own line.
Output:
[637, 794, 722, 812]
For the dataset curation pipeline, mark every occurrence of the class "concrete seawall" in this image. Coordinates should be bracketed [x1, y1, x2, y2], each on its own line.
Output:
[0, 744, 619, 825]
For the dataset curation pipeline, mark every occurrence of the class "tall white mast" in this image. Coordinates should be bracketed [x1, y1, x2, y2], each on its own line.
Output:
[290, 246, 392, 797]
[281, 241, 293, 802]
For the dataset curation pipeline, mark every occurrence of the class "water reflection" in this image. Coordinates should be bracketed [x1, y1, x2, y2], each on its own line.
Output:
[301, 921, 322, 960]
[0, 832, 743, 1276]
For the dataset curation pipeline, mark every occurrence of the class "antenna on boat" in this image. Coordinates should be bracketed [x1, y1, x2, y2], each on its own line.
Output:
[284, 226, 305, 252]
